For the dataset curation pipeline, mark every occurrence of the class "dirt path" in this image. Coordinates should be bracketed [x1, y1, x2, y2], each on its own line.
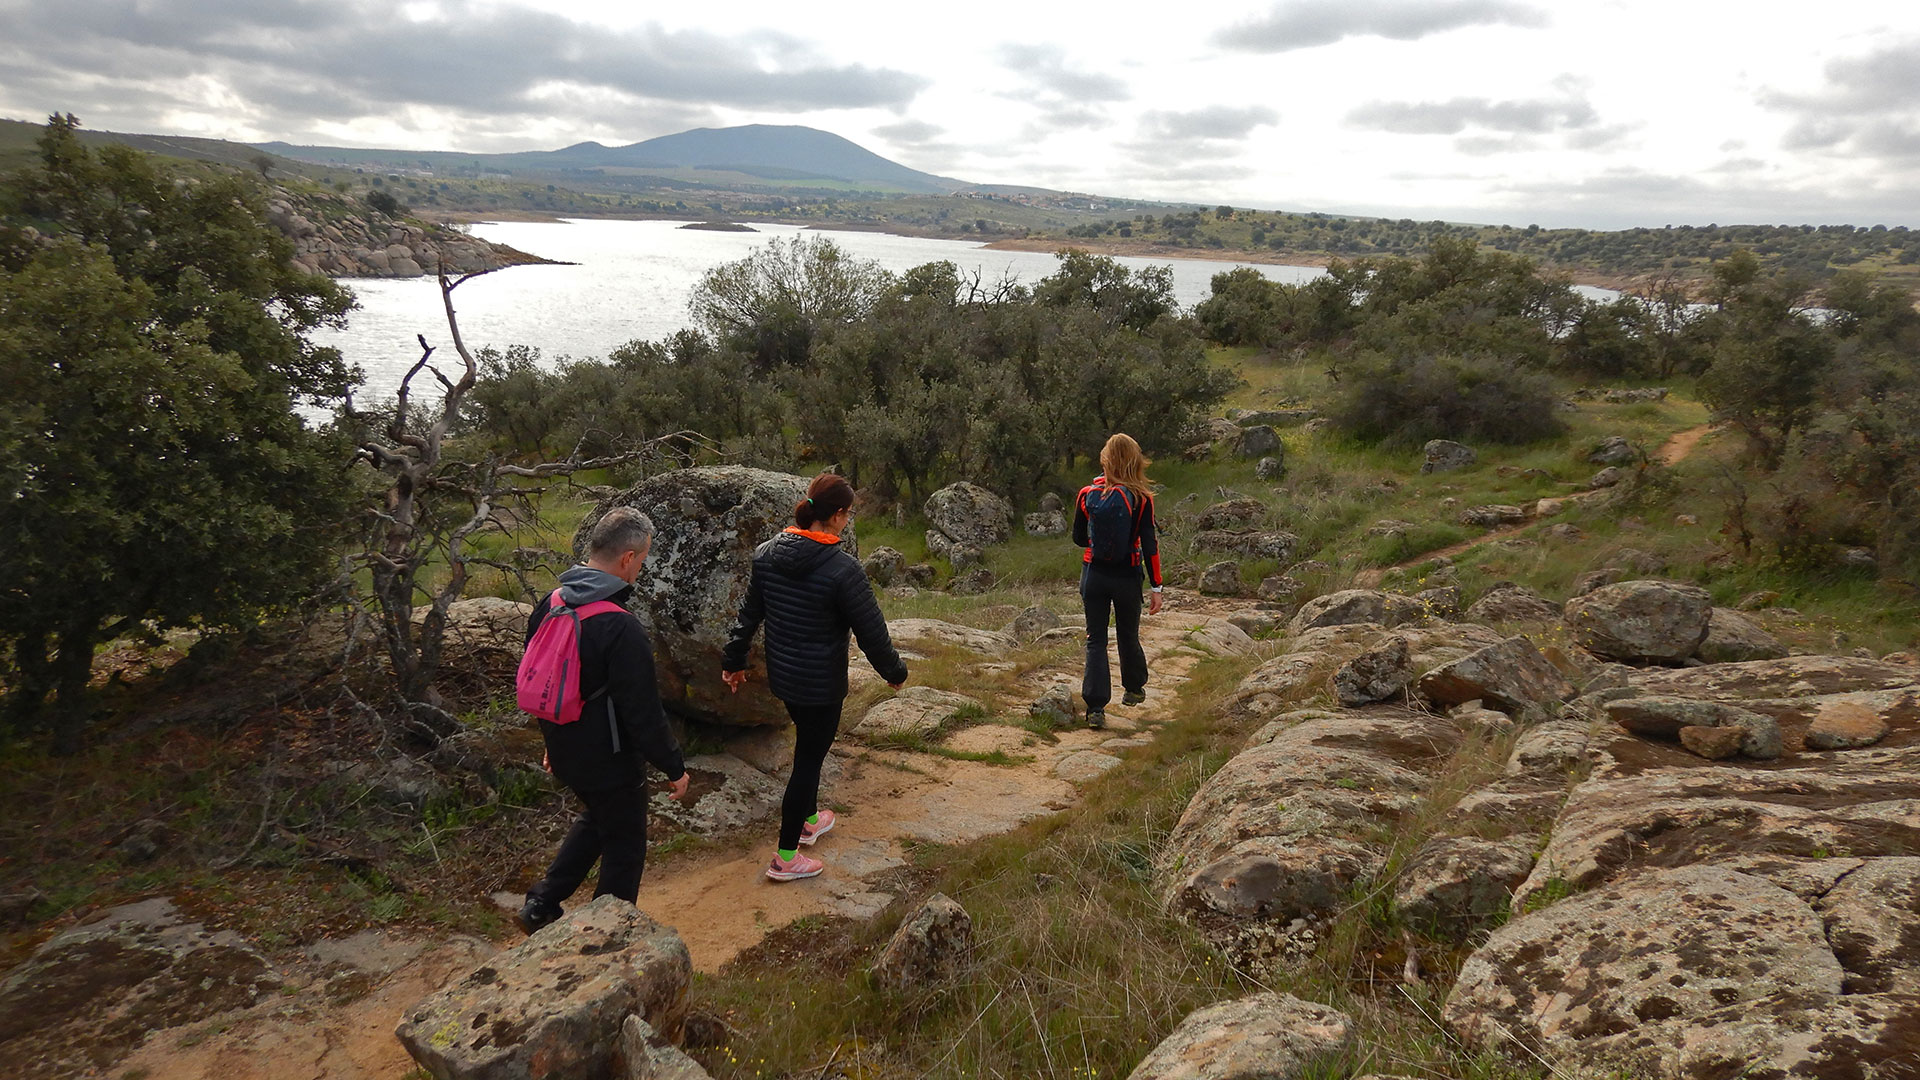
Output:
[112, 592, 1243, 1077]
[1354, 423, 1718, 588]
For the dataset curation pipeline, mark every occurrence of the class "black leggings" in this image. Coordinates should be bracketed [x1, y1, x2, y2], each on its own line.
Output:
[780, 699, 842, 851]
[1081, 563, 1147, 710]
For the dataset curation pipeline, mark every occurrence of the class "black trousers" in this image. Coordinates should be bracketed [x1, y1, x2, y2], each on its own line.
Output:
[527, 778, 648, 906]
[1081, 562, 1147, 710]
[780, 699, 842, 851]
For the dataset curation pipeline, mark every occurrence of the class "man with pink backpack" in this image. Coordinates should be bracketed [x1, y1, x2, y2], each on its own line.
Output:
[514, 507, 690, 935]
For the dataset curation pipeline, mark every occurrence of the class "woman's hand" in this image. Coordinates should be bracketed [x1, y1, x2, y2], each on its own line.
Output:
[721, 670, 747, 694]
[1149, 591, 1164, 616]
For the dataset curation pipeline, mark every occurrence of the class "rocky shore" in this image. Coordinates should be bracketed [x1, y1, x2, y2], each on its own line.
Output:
[263, 187, 558, 279]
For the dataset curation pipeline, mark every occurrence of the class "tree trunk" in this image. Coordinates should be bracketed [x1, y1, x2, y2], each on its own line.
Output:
[49, 621, 96, 757]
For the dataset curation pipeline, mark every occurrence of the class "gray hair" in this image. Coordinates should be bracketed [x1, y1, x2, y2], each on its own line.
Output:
[587, 506, 655, 557]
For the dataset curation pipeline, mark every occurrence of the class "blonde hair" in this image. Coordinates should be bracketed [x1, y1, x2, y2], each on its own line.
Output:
[1099, 433, 1153, 502]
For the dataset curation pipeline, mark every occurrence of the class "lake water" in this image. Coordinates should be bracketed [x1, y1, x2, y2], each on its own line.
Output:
[313, 219, 1330, 404]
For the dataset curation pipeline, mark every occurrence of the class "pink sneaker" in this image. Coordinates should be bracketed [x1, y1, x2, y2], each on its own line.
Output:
[798, 809, 837, 846]
[766, 851, 825, 882]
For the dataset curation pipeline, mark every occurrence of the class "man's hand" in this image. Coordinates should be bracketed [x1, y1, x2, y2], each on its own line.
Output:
[667, 772, 691, 801]
[1149, 590, 1164, 616]
[721, 669, 747, 694]
[542, 750, 551, 774]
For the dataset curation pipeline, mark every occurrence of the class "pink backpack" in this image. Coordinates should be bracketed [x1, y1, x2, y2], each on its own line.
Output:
[516, 590, 626, 724]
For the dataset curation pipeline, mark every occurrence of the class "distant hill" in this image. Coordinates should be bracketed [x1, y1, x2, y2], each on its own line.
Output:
[256, 123, 966, 195]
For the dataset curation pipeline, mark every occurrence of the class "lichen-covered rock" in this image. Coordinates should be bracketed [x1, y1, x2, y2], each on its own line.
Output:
[1195, 498, 1266, 531]
[1286, 589, 1424, 634]
[396, 895, 690, 1080]
[1562, 989, 1920, 1080]
[1816, 857, 1920, 994]
[1393, 837, 1534, 939]
[1234, 425, 1281, 459]
[924, 482, 1012, 549]
[1626, 653, 1920, 701]
[1418, 635, 1574, 714]
[1563, 580, 1712, 663]
[1023, 510, 1067, 537]
[1604, 696, 1783, 759]
[870, 893, 973, 994]
[582, 466, 821, 726]
[1007, 605, 1063, 641]
[860, 546, 905, 586]
[621, 1015, 714, 1080]
[1193, 530, 1298, 562]
[1186, 618, 1257, 657]
[1588, 434, 1637, 465]
[1806, 705, 1891, 750]
[886, 619, 1013, 655]
[1333, 635, 1413, 706]
[1446, 866, 1842, 1057]
[1421, 439, 1476, 473]
[1460, 504, 1526, 528]
[1504, 716, 1593, 779]
[855, 688, 982, 740]
[1697, 607, 1788, 664]
[1198, 561, 1243, 596]
[1464, 583, 1562, 626]
[0, 898, 278, 1072]
[1126, 993, 1353, 1080]
[1055, 750, 1122, 783]
[948, 565, 995, 594]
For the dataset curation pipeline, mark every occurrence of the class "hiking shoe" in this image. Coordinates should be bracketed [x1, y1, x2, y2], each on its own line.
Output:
[798, 809, 836, 846]
[1122, 690, 1147, 707]
[514, 899, 563, 936]
[1087, 709, 1106, 730]
[766, 852, 825, 882]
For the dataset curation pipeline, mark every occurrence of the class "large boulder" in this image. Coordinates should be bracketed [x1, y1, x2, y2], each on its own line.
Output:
[1393, 837, 1535, 940]
[1126, 993, 1353, 1080]
[582, 466, 820, 726]
[1463, 583, 1561, 626]
[1417, 636, 1574, 715]
[1286, 589, 1424, 634]
[1421, 439, 1476, 474]
[1563, 580, 1712, 663]
[396, 895, 690, 1080]
[1696, 607, 1788, 664]
[0, 898, 278, 1073]
[924, 482, 1012, 549]
[870, 893, 973, 994]
[1332, 634, 1413, 706]
[1446, 866, 1844, 1067]
[1234, 425, 1281, 459]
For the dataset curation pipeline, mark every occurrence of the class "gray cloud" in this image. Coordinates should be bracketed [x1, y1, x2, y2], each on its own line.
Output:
[998, 44, 1131, 102]
[1215, 0, 1547, 53]
[1347, 96, 1596, 135]
[873, 119, 944, 145]
[1762, 39, 1920, 163]
[0, 0, 923, 146]
[1137, 105, 1280, 144]
[1455, 134, 1538, 156]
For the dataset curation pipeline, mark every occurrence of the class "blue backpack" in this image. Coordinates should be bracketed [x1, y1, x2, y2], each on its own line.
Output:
[1082, 485, 1139, 567]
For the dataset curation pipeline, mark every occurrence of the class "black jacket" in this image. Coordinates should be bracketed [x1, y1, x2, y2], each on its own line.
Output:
[722, 529, 907, 706]
[525, 567, 686, 793]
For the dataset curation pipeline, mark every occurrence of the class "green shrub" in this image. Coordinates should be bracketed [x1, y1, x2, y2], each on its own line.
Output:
[1328, 354, 1567, 448]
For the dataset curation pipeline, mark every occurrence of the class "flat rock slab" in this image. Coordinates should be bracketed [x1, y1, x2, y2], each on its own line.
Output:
[885, 618, 1015, 655]
[1806, 702, 1891, 750]
[648, 753, 785, 834]
[1053, 750, 1122, 783]
[1126, 992, 1354, 1080]
[854, 688, 983, 740]
[1563, 989, 1920, 1080]
[1628, 654, 1920, 701]
[1515, 762, 1920, 907]
[395, 895, 690, 1080]
[1446, 866, 1843, 1055]
[1816, 856, 1920, 995]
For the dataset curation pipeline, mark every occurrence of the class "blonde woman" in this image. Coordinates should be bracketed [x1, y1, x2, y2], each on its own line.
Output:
[1071, 433, 1163, 729]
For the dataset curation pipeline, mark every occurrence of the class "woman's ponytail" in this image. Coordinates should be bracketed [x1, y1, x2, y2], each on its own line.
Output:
[794, 472, 855, 528]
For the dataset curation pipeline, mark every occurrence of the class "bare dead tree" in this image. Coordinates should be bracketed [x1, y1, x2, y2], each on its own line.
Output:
[345, 270, 718, 744]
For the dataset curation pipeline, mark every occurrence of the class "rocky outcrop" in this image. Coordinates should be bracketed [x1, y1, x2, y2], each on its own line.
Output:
[581, 466, 822, 727]
[855, 688, 982, 741]
[1126, 993, 1353, 1080]
[1604, 696, 1783, 759]
[1195, 498, 1267, 530]
[870, 893, 973, 994]
[0, 898, 279, 1074]
[886, 618, 1013, 656]
[1463, 583, 1561, 627]
[1192, 529, 1298, 563]
[266, 190, 548, 278]
[1563, 580, 1712, 663]
[396, 895, 690, 1080]
[1287, 589, 1425, 634]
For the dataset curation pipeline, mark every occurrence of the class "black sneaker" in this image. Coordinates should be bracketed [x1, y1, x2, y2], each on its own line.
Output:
[515, 899, 562, 936]
[1087, 709, 1106, 730]
[1122, 690, 1147, 707]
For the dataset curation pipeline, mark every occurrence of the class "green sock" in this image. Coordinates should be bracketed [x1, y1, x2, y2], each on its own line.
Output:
[806, 813, 819, 825]
[778, 847, 798, 862]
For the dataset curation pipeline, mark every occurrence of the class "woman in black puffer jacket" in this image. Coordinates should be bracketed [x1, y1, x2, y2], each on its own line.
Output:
[722, 472, 908, 882]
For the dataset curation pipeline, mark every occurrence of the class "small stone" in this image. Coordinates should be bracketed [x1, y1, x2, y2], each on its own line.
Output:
[871, 893, 973, 994]
[1029, 686, 1075, 727]
[1678, 724, 1746, 760]
[1023, 510, 1067, 537]
[1054, 751, 1122, 783]
[948, 566, 995, 594]
[1127, 993, 1354, 1080]
[1421, 439, 1477, 474]
[1255, 456, 1285, 481]
[1461, 504, 1527, 528]
[1738, 590, 1781, 611]
[1587, 466, 1626, 489]
[1199, 561, 1243, 596]
[1007, 605, 1062, 641]
[860, 546, 905, 586]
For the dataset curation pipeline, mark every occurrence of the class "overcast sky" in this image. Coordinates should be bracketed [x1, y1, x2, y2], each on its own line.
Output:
[3, 0, 1917, 229]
